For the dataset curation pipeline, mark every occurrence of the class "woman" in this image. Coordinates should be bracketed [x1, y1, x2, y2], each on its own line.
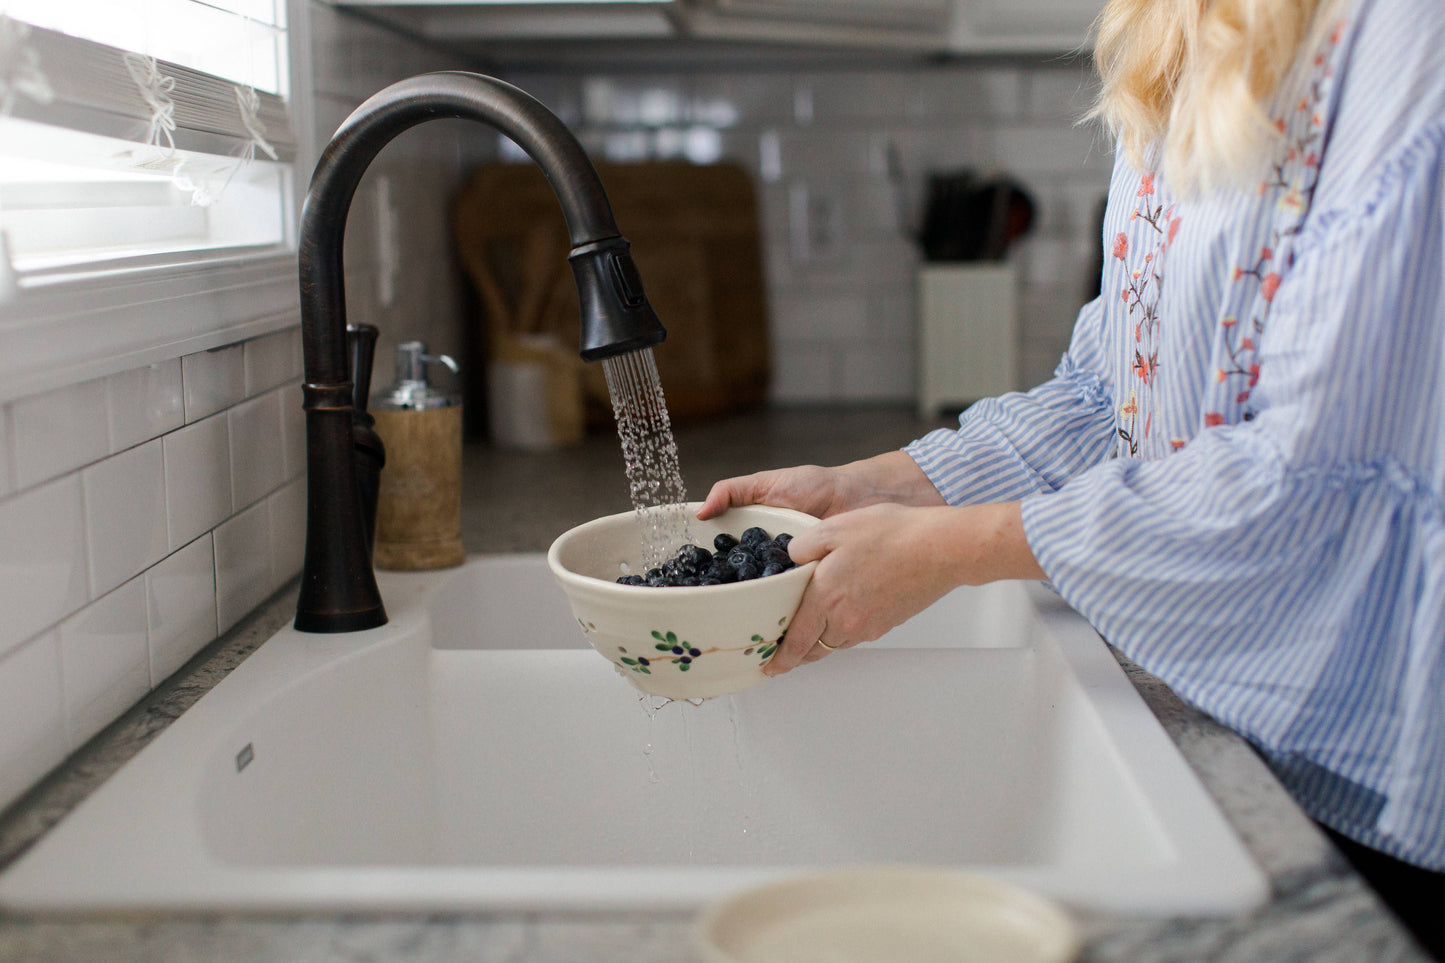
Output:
[699, 0, 1445, 953]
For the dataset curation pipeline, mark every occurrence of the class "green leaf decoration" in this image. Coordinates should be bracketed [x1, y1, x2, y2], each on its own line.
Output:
[752, 634, 764, 642]
[621, 657, 637, 666]
[679, 662, 690, 672]
[656, 643, 673, 651]
[651, 630, 665, 641]
[666, 631, 678, 643]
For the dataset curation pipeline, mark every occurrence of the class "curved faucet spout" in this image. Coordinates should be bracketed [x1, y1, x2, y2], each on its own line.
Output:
[295, 72, 667, 633]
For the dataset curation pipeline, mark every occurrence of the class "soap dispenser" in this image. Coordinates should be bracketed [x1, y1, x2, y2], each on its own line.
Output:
[371, 341, 465, 570]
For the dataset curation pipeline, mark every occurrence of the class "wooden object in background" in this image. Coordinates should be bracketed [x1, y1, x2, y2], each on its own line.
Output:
[372, 405, 466, 570]
[452, 161, 771, 426]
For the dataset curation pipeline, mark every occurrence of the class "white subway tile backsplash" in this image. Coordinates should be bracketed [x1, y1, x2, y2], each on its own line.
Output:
[10, 377, 109, 490]
[1018, 235, 1088, 290]
[689, 74, 791, 126]
[229, 390, 286, 511]
[0, 475, 88, 659]
[989, 123, 1112, 177]
[214, 500, 273, 634]
[244, 329, 303, 397]
[1021, 344, 1068, 389]
[146, 535, 218, 686]
[0, 405, 12, 497]
[269, 478, 306, 586]
[83, 440, 168, 599]
[806, 72, 927, 122]
[769, 291, 869, 344]
[163, 415, 232, 551]
[864, 291, 917, 343]
[918, 68, 1023, 120]
[279, 382, 306, 482]
[106, 361, 184, 454]
[1025, 67, 1099, 122]
[0, 632, 65, 813]
[182, 344, 246, 423]
[59, 577, 150, 751]
[840, 341, 915, 401]
[769, 343, 839, 404]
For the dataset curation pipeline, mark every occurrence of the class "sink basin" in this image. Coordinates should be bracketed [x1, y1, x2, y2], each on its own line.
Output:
[0, 556, 1266, 915]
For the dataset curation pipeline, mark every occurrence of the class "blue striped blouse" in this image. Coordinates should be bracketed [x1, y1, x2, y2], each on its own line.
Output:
[905, 0, 1445, 870]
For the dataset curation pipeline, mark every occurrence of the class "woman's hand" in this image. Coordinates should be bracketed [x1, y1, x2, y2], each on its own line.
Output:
[697, 451, 944, 522]
[767, 501, 1044, 676]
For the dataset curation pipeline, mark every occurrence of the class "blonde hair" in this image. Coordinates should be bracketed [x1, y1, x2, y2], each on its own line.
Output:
[1088, 0, 1338, 195]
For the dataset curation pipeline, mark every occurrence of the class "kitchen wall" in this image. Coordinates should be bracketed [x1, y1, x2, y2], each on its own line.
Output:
[0, 3, 485, 816]
[502, 57, 1114, 401]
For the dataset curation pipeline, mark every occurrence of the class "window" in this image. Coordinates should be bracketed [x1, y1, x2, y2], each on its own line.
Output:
[0, 0, 295, 277]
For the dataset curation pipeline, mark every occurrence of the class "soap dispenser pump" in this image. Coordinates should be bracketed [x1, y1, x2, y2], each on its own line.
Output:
[370, 341, 465, 570]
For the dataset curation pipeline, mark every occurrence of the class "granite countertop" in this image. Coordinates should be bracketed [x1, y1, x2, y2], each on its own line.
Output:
[0, 406, 1428, 961]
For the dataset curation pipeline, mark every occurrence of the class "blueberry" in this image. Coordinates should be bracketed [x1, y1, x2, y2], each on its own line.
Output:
[645, 568, 664, 582]
[735, 561, 761, 581]
[741, 526, 770, 548]
[707, 559, 738, 583]
[678, 544, 712, 571]
[713, 533, 739, 554]
[761, 544, 791, 567]
[762, 562, 787, 578]
[699, 577, 722, 586]
[728, 546, 755, 566]
[616, 574, 646, 585]
[775, 532, 793, 550]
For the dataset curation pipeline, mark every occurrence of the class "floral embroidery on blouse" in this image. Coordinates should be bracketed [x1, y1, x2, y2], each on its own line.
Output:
[1114, 171, 1182, 458]
[1204, 20, 1344, 428]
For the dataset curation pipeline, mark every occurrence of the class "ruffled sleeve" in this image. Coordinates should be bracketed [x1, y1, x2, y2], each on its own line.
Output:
[1021, 121, 1445, 865]
[904, 296, 1117, 506]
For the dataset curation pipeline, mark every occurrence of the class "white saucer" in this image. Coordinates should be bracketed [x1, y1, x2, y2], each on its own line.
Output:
[694, 866, 1080, 963]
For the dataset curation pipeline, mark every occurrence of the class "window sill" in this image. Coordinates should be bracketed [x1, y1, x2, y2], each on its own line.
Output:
[0, 247, 301, 404]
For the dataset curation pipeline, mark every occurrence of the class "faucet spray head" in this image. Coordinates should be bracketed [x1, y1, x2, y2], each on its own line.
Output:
[570, 238, 667, 361]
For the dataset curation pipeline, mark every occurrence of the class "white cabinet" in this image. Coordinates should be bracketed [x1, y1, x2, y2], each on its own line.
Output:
[702, 0, 950, 30]
[681, 0, 951, 47]
[916, 263, 1018, 418]
[324, 0, 1099, 54]
[948, 0, 1102, 52]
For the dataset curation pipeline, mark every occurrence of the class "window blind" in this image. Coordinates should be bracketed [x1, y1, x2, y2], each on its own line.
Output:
[1, 21, 293, 161]
[0, 3, 295, 274]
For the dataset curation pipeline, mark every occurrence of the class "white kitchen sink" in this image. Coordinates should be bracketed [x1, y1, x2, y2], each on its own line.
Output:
[0, 556, 1266, 915]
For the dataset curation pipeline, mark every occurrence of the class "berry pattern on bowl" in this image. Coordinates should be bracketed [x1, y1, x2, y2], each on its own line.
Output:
[615, 630, 783, 676]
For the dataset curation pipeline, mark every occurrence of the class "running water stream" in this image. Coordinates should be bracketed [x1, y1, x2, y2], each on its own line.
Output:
[602, 347, 692, 570]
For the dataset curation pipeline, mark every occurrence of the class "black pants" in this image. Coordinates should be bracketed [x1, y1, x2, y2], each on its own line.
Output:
[1323, 826, 1445, 960]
